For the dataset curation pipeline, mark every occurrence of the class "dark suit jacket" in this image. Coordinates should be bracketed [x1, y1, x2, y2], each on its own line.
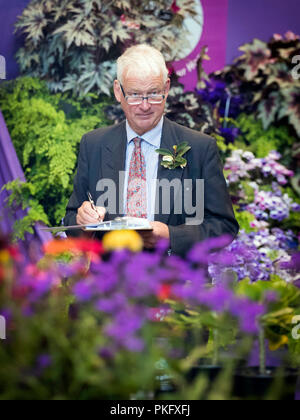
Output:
[64, 118, 239, 257]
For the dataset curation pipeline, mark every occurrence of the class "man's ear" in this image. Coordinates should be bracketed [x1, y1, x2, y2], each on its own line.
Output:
[113, 80, 122, 103]
[165, 78, 171, 99]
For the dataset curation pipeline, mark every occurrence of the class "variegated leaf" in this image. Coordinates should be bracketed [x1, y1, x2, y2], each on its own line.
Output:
[257, 91, 281, 130]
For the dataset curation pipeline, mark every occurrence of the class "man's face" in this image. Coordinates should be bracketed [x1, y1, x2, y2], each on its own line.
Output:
[114, 73, 170, 136]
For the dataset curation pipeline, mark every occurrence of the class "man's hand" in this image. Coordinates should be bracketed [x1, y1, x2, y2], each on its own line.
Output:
[76, 202, 106, 225]
[139, 221, 170, 249]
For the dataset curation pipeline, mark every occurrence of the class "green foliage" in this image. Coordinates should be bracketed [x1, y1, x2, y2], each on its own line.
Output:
[0, 77, 111, 238]
[1, 179, 49, 241]
[233, 207, 256, 234]
[235, 114, 296, 159]
[15, 0, 198, 97]
[235, 277, 300, 355]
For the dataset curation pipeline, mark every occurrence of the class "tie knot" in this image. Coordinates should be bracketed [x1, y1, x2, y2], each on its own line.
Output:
[133, 137, 141, 148]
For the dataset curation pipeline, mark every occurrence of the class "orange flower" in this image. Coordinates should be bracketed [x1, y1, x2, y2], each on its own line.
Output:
[43, 239, 76, 255]
[44, 238, 104, 258]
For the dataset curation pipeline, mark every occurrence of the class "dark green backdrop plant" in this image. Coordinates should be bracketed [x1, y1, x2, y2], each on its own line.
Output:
[15, 0, 198, 97]
[198, 32, 300, 195]
[0, 77, 111, 238]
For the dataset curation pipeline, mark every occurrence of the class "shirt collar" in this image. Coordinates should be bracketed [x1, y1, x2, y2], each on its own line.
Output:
[126, 117, 164, 148]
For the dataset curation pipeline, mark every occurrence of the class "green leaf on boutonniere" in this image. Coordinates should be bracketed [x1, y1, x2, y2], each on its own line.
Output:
[155, 148, 174, 157]
[156, 142, 191, 170]
[176, 142, 191, 156]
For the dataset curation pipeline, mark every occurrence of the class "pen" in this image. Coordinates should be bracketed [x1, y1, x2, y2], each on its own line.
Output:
[87, 192, 103, 222]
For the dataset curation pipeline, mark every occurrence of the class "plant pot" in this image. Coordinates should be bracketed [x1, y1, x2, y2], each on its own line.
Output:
[233, 367, 299, 400]
[184, 359, 223, 399]
[187, 359, 222, 383]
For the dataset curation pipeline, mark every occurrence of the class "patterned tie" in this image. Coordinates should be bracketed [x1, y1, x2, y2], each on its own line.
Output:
[126, 137, 147, 219]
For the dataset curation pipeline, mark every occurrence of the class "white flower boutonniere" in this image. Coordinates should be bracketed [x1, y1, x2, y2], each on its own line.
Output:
[156, 142, 191, 170]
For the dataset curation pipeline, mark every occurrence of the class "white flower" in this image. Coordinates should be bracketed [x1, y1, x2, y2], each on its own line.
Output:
[162, 156, 173, 163]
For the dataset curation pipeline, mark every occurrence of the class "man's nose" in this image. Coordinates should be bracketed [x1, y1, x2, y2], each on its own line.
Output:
[139, 99, 151, 112]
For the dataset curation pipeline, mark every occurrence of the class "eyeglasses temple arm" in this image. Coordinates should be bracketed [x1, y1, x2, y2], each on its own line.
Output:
[119, 82, 126, 99]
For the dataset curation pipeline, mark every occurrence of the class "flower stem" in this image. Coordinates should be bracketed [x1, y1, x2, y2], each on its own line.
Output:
[259, 324, 266, 376]
[212, 328, 219, 366]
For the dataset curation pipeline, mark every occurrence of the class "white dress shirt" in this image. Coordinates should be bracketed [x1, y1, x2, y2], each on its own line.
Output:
[124, 117, 164, 221]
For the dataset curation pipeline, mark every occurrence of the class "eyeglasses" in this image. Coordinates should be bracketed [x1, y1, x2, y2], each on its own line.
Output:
[119, 83, 166, 106]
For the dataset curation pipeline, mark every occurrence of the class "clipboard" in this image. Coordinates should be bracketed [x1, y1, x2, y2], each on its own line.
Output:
[41, 217, 153, 233]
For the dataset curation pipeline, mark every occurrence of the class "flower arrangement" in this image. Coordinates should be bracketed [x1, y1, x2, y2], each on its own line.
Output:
[1, 229, 299, 399]
[156, 142, 191, 170]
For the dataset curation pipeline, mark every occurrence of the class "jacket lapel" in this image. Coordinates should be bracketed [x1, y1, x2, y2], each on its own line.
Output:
[155, 118, 186, 225]
[100, 121, 127, 219]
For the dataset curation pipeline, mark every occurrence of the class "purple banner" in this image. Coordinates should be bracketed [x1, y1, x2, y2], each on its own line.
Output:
[172, 0, 229, 90]
[0, 110, 52, 249]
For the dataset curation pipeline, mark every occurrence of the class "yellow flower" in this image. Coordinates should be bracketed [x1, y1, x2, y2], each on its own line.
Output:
[269, 335, 289, 351]
[0, 250, 10, 264]
[103, 230, 143, 253]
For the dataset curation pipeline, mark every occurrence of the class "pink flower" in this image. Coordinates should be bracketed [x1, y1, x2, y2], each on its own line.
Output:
[171, 1, 181, 13]
[285, 31, 299, 41]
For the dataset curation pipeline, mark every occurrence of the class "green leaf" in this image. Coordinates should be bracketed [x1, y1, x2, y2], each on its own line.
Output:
[155, 148, 173, 156]
[257, 92, 281, 130]
[175, 156, 187, 165]
[176, 141, 189, 153]
[177, 146, 191, 157]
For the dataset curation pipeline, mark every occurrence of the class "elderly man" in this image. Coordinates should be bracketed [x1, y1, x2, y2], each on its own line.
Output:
[64, 44, 239, 256]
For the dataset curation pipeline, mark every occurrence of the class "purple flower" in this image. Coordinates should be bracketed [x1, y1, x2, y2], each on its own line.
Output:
[220, 127, 241, 144]
[36, 354, 52, 374]
[230, 299, 266, 334]
[95, 293, 126, 314]
[0, 308, 12, 326]
[58, 260, 86, 278]
[104, 306, 146, 352]
[28, 274, 54, 303]
[122, 336, 144, 352]
[99, 347, 115, 360]
[197, 286, 235, 312]
[188, 235, 233, 265]
[280, 252, 300, 272]
[73, 280, 93, 302]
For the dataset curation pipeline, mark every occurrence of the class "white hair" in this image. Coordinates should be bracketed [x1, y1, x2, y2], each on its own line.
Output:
[117, 44, 169, 84]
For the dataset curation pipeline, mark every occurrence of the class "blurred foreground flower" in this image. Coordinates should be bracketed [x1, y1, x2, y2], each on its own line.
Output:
[103, 230, 143, 252]
[43, 238, 104, 261]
